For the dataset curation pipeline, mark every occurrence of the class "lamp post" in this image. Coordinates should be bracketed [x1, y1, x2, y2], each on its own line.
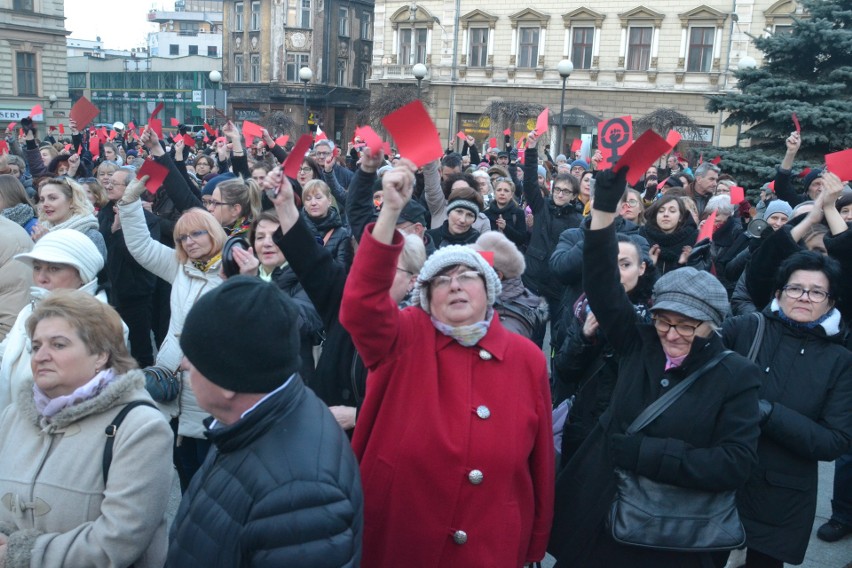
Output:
[556, 59, 573, 158]
[412, 63, 427, 99]
[208, 70, 222, 126]
[735, 56, 757, 147]
[299, 66, 313, 133]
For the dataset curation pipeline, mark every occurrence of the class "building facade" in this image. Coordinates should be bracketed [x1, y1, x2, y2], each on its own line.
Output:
[1, 0, 70, 130]
[148, 3, 224, 59]
[370, 0, 801, 153]
[221, 0, 374, 141]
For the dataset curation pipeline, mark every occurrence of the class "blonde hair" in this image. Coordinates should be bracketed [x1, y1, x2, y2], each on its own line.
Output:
[26, 289, 137, 374]
[217, 177, 262, 222]
[400, 233, 427, 276]
[173, 208, 228, 264]
[38, 176, 94, 224]
[302, 179, 339, 210]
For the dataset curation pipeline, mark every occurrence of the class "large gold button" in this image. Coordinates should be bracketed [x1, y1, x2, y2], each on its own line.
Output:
[453, 530, 468, 544]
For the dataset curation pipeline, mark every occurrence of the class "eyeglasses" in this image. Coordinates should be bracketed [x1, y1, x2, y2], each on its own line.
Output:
[430, 270, 482, 290]
[202, 199, 231, 209]
[625, 199, 641, 207]
[553, 187, 573, 196]
[652, 316, 703, 338]
[396, 266, 414, 276]
[782, 285, 829, 303]
[176, 229, 209, 243]
[298, 166, 313, 174]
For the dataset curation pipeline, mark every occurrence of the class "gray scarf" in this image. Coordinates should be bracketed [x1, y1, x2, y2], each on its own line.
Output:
[2, 203, 36, 227]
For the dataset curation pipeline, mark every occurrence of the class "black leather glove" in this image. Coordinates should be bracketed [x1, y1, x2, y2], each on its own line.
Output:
[609, 433, 644, 470]
[758, 399, 774, 425]
[591, 168, 628, 213]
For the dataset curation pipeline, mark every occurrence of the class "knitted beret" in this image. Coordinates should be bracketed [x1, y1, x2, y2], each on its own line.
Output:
[415, 246, 502, 314]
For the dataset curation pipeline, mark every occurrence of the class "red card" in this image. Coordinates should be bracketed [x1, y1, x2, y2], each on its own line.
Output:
[698, 153, 703, 165]
[535, 108, 549, 136]
[614, 129, 672, 186]
[7, 122, 16, 131]
[477, 250, 495, 266]
[109, 129, 117, 141]
[710, 155, 722, 165]
[150, 102, 164, 119]
[666, 130, 682, 148]
[97, 127, 108, 143]
[48, 125, 56, 132]
[29, 104, 43, 119]
[792, 113, 801, 134]
[148, 118, 163, 139]
[88, 136, 100, 158]
[69, 96, 100, 129]
[456, 131, 467, 141]
[138, 159, 169, 194]
[0, 140, 8, 155]
[18, 128, 23, 138]
[571, 139, 582, 153]
[63, 143, 72, 152]
[825, 148, 852, 182]
[203, 135, 210, 143]
[697, 210, 717, 243]
[798, 167, 811, 179]
[730, 185, 745, 205]
[597, 116, 634, 169]
[768, 180, 775, 192]
[204, 123, 216, 136]
[170, 117, 180, 127]
[182, 133, 196, 148]
[241, 120, 263, 141]
[275, 135, 289, 147]
[354, 125, 385, 158]
[283, 134, 314, 179]
[128, 121, 136, 131]
[503, 128, 511, 136]
[381, 100, 444, 168]
[489, 137, 497, 149]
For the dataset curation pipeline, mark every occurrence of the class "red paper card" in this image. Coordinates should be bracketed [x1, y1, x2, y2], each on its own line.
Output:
[97, 127, 108, 143]
[203, 135, 210, 143]
[127, 121, 136, 131]
[730, 185, 745, 205]
[354, 125, 385, 158]
[138, 159, 169, 194]
[88, 136, 100, 158]
[710, 155, 722, 165]
[666, 130, 682, 148]
[597, 116, 634, 169]
[7, 122, 16, 131]
[381, 100, 444, 168]
[571, 139, 582, 153]
[182, 133, 196, 148]
[698, 153, 704, 164]
[792, 113, 801, 134]
[275, 135, 289, 147]
[150, 102, 164, 119]
[456, 131, 467, 141]
[29, 104, 43, 119]
[614, 129, 672, 186]
[48, 125, 56, 132]
[283, 134, 314, 179]
[489, 137, 497, 149]
[170, 117, 180, 127]
[503, 128, 511, 136]
[69, 97, 100, 129]
[108, 130, 117, 141]
[697, 210, 717, 243]
[0, 140, 8, 155]
[798, 167, 811, 179]
[477, 250, 495, 266]
[63, 143, 72, 152]
[768, 180, 775, 192]
[148, 118, 163, 139]
[204, 123, 216, 136]
[825, 149, 852, 182]
[18, 128, 23, 138]
[535, 108, 549, 136]
[241, 120, 263, 141]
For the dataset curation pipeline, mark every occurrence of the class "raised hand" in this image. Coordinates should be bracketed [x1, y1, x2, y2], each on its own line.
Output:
[381, 159, 417, 212]
[120, 174, 149, 205]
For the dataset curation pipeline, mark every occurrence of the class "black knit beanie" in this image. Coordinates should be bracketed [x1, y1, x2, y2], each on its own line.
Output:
[180, 276, 301, 393]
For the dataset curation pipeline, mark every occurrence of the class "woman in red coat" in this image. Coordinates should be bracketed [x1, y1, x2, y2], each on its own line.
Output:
[340, 159, 554, 567]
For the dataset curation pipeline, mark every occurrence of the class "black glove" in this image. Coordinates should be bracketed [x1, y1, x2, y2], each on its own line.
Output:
[758, 399, 774, 425]
[609, 433, 644, 470]
[592, 168, 628, 213]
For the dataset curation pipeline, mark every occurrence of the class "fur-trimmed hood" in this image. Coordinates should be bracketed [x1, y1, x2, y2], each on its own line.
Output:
[17, 370, 147, 431]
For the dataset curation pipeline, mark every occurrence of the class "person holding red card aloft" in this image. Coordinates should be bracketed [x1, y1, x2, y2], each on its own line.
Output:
[689, 196, 749, 297]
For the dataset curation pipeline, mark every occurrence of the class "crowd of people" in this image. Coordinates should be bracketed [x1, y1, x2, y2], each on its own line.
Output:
[0, 112, 850, 568]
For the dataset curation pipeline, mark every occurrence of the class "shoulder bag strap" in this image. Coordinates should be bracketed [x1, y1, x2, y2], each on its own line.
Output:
[103, 401, 158, 484]
[746, 313, 765, 362]
[626, 350, 733, 435]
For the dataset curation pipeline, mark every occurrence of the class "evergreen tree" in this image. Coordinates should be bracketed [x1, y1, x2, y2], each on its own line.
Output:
[705, 0, 852, 190]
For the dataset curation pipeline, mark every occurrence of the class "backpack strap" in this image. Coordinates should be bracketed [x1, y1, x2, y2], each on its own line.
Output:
[103, 401, 158, 485]
[746, 312, 765, 363]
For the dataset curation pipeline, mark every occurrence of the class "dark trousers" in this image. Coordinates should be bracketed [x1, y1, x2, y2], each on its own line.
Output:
[175, 432, 211, 493]
[745, 548, 783, 568]
[115, 295, 155, 368]
[152, 278, 171, 348]
[831, 450, 852, 526]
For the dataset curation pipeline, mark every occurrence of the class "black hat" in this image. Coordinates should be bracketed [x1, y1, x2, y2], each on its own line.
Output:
[497, 151, 508, 158]
[180, 276, 301, 393]
[397, 199, 427, 226]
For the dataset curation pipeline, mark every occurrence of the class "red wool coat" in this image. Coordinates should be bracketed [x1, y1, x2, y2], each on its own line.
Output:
[340, 225, 554, 567]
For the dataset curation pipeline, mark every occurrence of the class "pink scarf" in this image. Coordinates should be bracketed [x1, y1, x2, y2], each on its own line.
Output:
[33, 369, 117, 420]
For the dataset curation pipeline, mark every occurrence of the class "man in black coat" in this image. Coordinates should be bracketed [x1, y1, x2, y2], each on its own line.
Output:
[168, 277, 363, 568]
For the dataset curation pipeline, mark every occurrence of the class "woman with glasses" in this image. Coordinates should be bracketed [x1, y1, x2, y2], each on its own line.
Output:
[620, 188, 645, 226]
[339, 161, 554, 567]
[300, 179, 353, 269]
[34, 176, 106, 260]
[202, 177, 262, 238]
[297, 157, 348, 211]
[116, 175, 226, 491]
[550, 167, 761, 568]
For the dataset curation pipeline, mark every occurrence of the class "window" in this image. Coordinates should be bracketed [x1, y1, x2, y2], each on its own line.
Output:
[774, 24, 793, 35]
[337, 59, 348, 86]
[234, 2, 244, 32]
[517, 27, 539, 68]
[234, 54, 244, 81]
[687, 27, 714, 72]
[68, 72, 87, 89]
[339, 7, 349, 37]
[357, 63, 369, 89]
[399, 28, 427, 65]
[299, 0, 311, 28]
[16, 52, 37, 96]
[13, 0, 33, 10]
[251, 1, 261, 31]
[626, 26, 652, 70]
[571, 27, 594, 70]
[189, 45, 199, 55]
[208, 45, 218, 56]
[170, 44, 180, 55]
[469, 28, 488, 67]
[250, 54, 260, 82]
[286, 53, 310, 82]
[360, 12, 372, 40]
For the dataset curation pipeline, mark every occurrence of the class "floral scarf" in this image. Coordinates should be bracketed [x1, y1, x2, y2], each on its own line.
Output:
[33, 369, 117, 420]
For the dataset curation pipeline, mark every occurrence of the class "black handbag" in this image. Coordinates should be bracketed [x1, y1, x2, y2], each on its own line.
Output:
[608, 350, 747, 552]
[142, 365, 181, 402]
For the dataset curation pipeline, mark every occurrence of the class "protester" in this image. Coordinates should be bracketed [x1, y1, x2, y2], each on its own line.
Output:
[484, 176, 528, 250]
[0, 175, 38, 235]
[0, 217, 32, 342]
[640, 194, 699, 274]
[34, 176, 106, 259]
[300, 179, 353, 268]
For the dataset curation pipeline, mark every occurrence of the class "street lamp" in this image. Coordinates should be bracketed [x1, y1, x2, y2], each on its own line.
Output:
[299, 66, 313, 133]
[207, 70, 223, 125]
[735, 57, 757, 146]
[556, 59, 573, 158]
[412, 63, 428, 99]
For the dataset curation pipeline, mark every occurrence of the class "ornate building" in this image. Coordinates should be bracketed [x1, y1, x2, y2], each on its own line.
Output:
[222, 0, 374, 141]
[370, 0, 802, 152]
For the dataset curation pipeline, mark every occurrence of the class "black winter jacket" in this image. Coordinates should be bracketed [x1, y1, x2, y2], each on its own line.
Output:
[167, 375, 363, 567]
[302, 207, 353, 270]
[98, 202, 159, 302]
[484, 200, 528, 251]
[269, 264, 324, 385]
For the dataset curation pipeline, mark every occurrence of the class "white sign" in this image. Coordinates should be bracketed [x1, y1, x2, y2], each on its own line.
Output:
[0, 109, 41, 121]
[192, 90, 202, 103]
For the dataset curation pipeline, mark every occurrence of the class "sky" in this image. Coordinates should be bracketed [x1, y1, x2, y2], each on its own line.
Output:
[64, 0, 175, 50]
